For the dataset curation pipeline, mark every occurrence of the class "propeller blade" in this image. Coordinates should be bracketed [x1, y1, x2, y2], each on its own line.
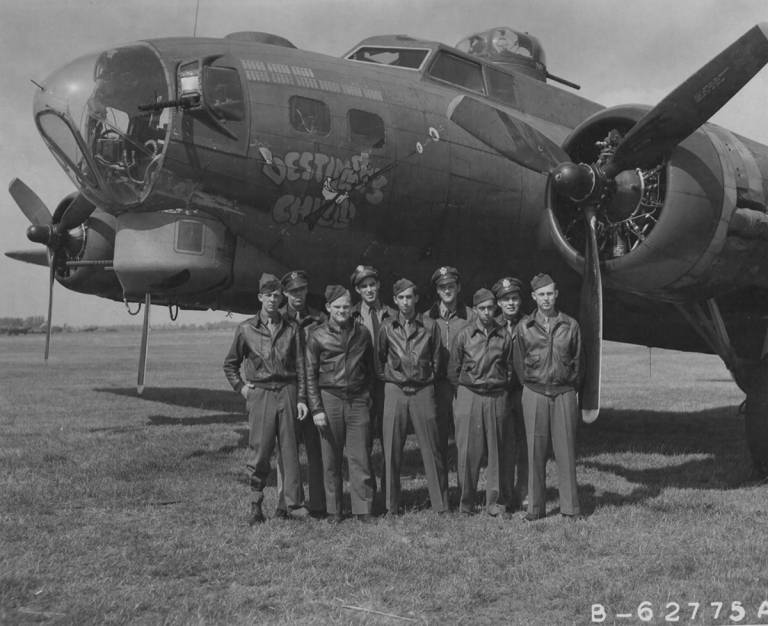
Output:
[137, 293, 151, 396]
[579, 209, 602, 423]
[59, 194, 96, 231]
[9, 178, 52, 226]
[608, 22, 768, 175]
[5, 249, 50, 267]
[44, 254, 55, 361]
[447, 95, 568, 174]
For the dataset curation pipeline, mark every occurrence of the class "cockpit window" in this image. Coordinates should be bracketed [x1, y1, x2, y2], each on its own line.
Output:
[289, 96, 330, 136]
[346, 46, 430, 70]
[427, 52, 485, 94]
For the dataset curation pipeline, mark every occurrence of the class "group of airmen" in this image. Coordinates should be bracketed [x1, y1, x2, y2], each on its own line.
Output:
[223, 264, 584, 525]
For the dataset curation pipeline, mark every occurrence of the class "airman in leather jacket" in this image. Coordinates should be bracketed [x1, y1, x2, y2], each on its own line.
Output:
[223, 313, 307, 401]
[305, 319, 374, 415]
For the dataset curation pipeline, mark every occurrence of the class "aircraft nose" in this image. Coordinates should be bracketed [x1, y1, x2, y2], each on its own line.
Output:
[32, 43, 171, 211]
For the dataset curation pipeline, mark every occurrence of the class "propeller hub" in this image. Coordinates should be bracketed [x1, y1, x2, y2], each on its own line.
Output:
[27, 224, 53, 246]
[551, 162, 595, 203]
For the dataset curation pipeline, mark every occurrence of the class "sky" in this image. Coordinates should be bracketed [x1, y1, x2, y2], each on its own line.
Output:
[1, 0, 767, 326]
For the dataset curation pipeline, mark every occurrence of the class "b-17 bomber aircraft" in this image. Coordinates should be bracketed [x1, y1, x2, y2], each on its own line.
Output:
[6, 24, 768, 477]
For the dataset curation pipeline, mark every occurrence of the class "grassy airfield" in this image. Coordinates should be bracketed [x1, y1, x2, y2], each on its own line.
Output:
[1, 329, 767, 624]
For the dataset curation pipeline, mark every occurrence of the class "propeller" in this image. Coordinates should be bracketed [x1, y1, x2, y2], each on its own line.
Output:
[4, 249, 49, 266]
[8, 177, 95, 360]
[448, 22, 768, 421]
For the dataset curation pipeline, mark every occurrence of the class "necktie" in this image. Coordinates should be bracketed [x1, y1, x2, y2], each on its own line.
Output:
[371, 307, 381, 343]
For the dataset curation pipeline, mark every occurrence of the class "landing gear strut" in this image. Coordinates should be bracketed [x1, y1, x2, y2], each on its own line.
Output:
[739, 361, 768, 479]
[677, 299, 768, 479]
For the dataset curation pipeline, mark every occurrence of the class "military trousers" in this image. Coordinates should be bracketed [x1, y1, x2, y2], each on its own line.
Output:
[245, 384, 301, 508]
[521, 386, 580, 517]
[382, 383, 448, 513]
[509, 387, 528, 507]
[276, 414, 326, 514]
[318, 390, 374, 516]
[435, 378, 456, 467]
[453, 386, 512, 513]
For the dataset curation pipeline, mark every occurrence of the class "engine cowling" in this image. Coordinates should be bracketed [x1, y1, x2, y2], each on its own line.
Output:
[51, 201, 122, 300]
[547, 105, 767, 301]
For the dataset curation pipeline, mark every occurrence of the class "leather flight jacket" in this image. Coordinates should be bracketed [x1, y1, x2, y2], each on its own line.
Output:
[426, 300, 477, 379]
[306, 320, 374, 415]
[281, 304, 326, 338]
[448, 319, 514, 394]
[223, 314, 307, 402]
[376, 312, 443, 390]
[513, 311, 583, 396]
[496, 313, 523, 389]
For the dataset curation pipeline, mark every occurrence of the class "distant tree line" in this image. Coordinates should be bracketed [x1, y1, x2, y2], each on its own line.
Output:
[0, 316, 45, 328]
[0, 316, 240, 334]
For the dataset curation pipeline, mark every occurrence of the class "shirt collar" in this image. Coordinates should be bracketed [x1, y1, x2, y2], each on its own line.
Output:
[361, 300, 380, 317]
[472, 317, 502, 336]
[258, 309, 282, 328]
[394, 311, 422, 328]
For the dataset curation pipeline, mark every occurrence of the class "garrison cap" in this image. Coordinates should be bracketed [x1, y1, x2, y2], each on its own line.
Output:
[281, 270, 309, 291]
[431, 266, 459, 286]
[492, 276, 523, 299]
[473, 288, 495, 306]
[350, 264, 379, 286]
[324, 284, 350, 304]
[530, 273, 555, 292]
[393, 278, 417, 296]
[259, 273, 282, 294]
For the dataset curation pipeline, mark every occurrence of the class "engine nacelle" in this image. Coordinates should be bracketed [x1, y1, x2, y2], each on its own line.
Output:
[547, 105, 768, 301]
[52, 204, 123, 300]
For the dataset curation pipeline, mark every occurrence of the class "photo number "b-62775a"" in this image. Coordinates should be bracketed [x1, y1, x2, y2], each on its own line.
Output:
[591, 600, 768, 623]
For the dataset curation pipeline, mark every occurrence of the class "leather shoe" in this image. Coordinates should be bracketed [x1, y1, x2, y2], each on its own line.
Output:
[486, 503, 503, 517]
[562, 513, 586, 521]
[522, 512, 545, 522]
[309, 510, 327, 520]
[288, 506, 310, 520]
[273, 508, 289, 520]
[326, 514, 344, 525]
[355, 513, 375, 524]
[248, 501, 266, 526]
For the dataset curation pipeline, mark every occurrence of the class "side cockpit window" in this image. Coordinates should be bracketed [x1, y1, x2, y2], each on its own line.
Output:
[428, 52, 485, 94]
[348, 109, 385, 149]
[290, 96, 331, 135]
[204, 66, 244, 121]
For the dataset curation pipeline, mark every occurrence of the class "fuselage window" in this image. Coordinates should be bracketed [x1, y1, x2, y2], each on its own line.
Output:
[485, 67, 518, 106]
[348, 109, 385, 149]
[428, 52, 485, 94]
[203, 66, 245, 121]
[289, 96, 331, 136]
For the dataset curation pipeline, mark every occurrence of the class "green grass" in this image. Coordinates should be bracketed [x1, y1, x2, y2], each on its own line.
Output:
[1, 330, 767, 624]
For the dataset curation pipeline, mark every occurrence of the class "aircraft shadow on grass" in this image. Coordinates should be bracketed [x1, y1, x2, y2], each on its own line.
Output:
[95, 386, 245, 425]
[95, 387, 752, 512]
[574, 405, 753, 514]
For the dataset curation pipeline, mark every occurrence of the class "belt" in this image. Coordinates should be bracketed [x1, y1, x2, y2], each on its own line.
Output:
[247, 380, 293, 392]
